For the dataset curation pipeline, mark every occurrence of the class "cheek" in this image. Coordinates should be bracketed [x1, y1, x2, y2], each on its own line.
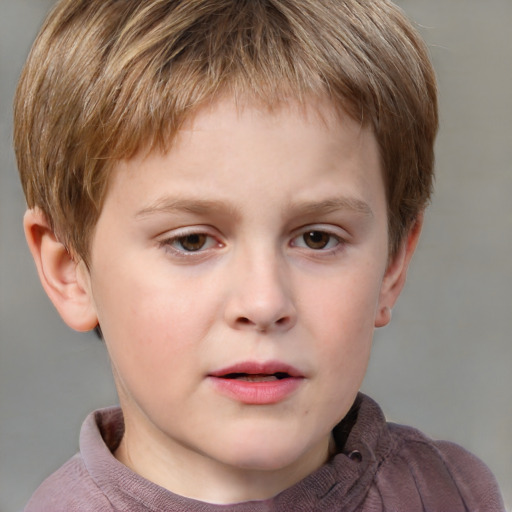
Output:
[96, 268, 221, 388]
[96, 259, 205, 337]
[303, 267, 382, 336]
[93, 277, 180, 381]
[301, 269, 382, 379]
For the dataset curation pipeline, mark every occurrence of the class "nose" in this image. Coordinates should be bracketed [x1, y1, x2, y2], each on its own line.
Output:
[223, 246, 297, 333]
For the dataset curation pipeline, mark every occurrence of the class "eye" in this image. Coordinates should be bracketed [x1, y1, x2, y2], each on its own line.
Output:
[291, 229, 342, 250]
[175, 233, 209, 252]
[302, 231, 333, 250]
[160, 231, 220, 254]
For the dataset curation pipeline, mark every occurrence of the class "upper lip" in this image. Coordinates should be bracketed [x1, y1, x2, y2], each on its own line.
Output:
[208, 360, 304, 378]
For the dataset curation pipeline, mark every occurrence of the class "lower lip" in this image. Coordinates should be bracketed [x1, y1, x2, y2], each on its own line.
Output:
[208, 376, 303, 405]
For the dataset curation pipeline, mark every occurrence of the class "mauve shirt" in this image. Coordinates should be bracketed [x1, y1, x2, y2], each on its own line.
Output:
[25, 394, 505, 511]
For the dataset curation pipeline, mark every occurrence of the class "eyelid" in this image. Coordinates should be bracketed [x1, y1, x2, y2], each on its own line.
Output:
[289, 224, 348, 251]
[158, 226, 224, 257]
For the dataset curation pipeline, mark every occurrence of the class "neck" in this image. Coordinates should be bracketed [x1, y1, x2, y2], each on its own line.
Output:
[114, 418, 332, 504]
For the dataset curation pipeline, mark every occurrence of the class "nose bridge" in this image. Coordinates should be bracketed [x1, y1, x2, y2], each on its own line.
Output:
[225, 238, 296, 332]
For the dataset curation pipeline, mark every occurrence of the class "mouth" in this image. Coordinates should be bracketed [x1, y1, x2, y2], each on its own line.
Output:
[221, 372, 292, 382]
[209, 361, 303, 380]
[208, 361, 304, 404]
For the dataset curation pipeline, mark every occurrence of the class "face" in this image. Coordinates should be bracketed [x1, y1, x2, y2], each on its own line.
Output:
[81, 97, 407, 502]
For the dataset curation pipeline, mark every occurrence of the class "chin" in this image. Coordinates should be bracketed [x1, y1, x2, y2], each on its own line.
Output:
[221, 433, 323, 473]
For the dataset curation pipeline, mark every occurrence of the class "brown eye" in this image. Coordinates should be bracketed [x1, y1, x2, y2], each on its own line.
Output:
[178, 234, 208, 251]
[302, 231, 331, 249]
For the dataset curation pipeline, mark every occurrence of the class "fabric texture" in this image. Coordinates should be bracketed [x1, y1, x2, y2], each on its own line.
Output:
[24, 394, 505, 511]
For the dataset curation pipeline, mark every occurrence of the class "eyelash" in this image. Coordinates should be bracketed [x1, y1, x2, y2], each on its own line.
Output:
[158, 226, 346, 258]
[158, 230, 222, 258]
[289, 228, 345, 254]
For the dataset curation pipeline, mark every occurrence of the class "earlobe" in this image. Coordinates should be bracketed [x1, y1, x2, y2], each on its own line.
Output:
[375, 215, 423, 328]
[23, 209, 98, 332]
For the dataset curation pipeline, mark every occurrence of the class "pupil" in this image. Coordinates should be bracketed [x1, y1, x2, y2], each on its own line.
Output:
[180, 234, 206, 251]
[304, 231, 329, 249]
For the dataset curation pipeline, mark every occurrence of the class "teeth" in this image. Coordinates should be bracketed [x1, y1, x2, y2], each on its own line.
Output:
[237, 374, 278, 382]
[223, 373, 290, 381]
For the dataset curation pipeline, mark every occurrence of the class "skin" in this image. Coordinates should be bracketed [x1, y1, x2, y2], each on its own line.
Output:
[25, 97, 421, 504]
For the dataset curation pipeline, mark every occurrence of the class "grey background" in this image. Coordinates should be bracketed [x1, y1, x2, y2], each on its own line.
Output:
[1, 1, 511, 511]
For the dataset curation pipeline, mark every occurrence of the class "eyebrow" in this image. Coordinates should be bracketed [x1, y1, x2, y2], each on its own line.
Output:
[288, 197, 374, 218]
[135, 196, 373, 220]
[135, 198, 240, 219]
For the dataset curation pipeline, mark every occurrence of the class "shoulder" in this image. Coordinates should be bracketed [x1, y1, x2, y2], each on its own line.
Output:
[338, 395, 505, 510]
[24, 452, 114, 512]
[380, 423, 505, 511]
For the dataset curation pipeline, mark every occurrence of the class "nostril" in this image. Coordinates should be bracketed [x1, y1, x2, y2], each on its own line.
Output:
[232, 312, 295, 332]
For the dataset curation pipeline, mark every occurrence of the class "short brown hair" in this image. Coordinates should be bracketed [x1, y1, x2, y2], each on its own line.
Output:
[14, 0, 438, 262]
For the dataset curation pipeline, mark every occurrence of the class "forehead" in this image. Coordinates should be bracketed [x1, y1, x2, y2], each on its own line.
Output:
[104, 96, 382, 214]
[119, 95, 372, 173]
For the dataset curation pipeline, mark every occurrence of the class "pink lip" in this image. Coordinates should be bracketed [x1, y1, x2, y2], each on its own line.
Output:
[208, 361, 304, 405]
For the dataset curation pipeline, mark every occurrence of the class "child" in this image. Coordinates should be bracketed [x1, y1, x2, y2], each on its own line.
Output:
[14, 0, 504, 510]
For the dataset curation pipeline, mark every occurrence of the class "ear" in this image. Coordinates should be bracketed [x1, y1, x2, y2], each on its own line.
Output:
[374, 214, 423, 328]
[23, 208, 98, 332]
